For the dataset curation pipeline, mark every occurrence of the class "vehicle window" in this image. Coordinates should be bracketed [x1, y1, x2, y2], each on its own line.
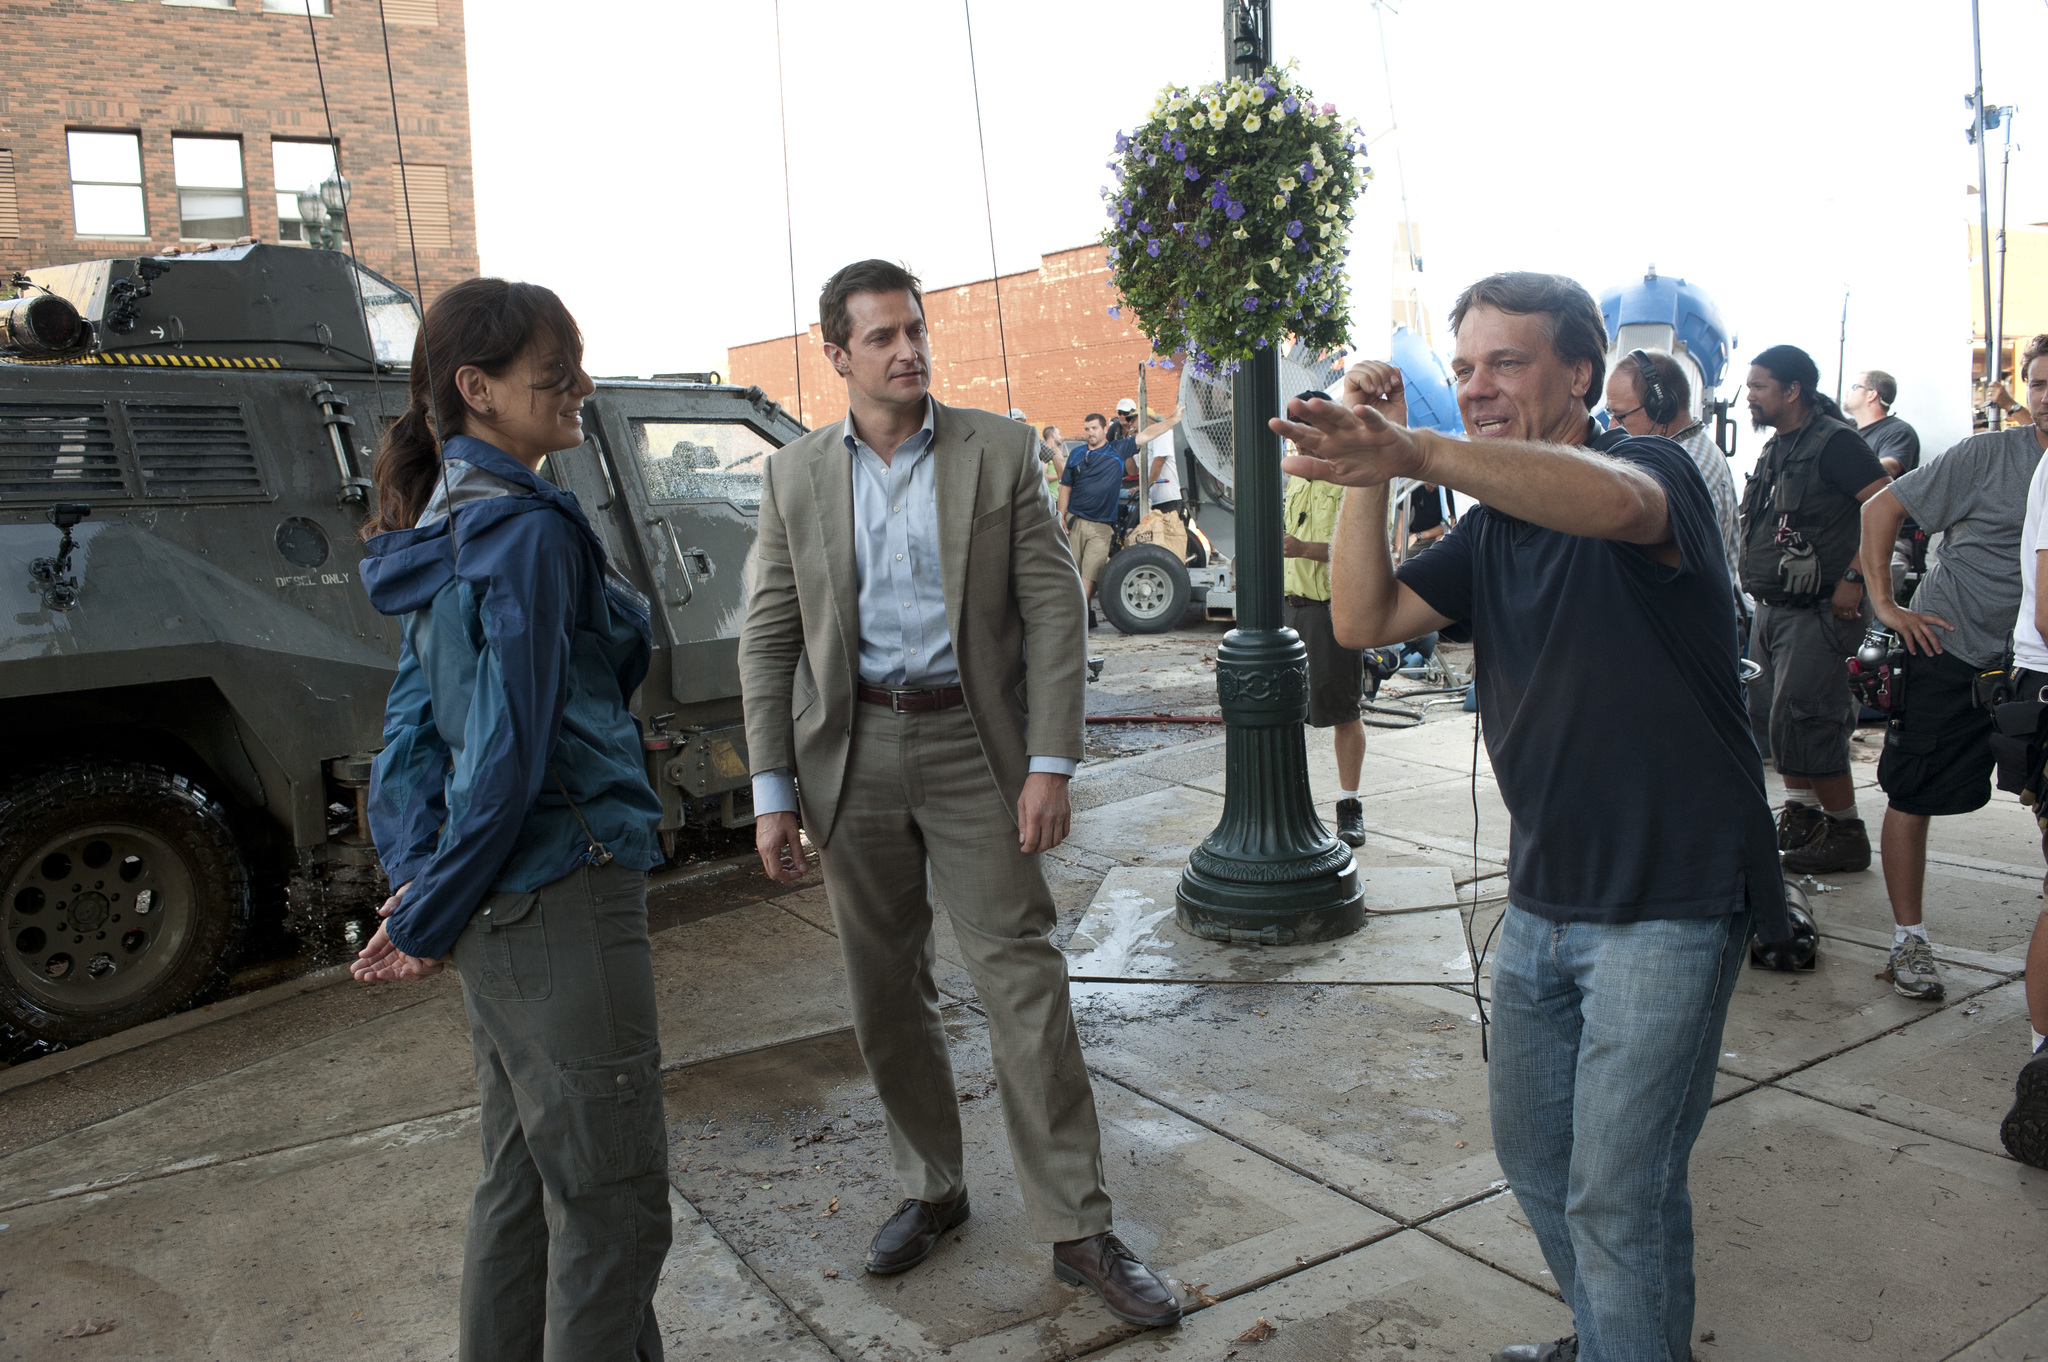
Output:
[634, 421, 773, 508]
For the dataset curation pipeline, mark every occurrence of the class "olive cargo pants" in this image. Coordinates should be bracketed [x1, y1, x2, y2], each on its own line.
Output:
[452, 862, 672, 1362]
[817, 703, 1113, 1244]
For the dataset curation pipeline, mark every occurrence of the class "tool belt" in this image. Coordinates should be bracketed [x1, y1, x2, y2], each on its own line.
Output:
[857, 683, 966, 713]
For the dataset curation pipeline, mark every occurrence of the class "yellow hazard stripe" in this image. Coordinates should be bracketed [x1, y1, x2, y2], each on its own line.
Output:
[0, 352, 285, 368]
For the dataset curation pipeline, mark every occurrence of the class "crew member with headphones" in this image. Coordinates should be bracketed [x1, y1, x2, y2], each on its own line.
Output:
[1604, 349, 1742, 606]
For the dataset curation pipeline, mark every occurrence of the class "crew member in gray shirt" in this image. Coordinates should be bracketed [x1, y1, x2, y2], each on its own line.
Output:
[1860, 419, 2048, 1003]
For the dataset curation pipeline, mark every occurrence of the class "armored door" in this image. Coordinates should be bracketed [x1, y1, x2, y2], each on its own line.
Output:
[602, 398, 782, 706]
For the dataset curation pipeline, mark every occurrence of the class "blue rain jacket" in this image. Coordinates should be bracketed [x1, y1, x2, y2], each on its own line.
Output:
[360, 435, 663, 960]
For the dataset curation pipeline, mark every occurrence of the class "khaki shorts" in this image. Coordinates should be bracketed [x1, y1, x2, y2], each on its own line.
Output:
[1068, 516, 1113, 584]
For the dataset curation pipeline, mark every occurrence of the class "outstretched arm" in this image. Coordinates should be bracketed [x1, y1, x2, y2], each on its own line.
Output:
[1273, 367, 1676, 561]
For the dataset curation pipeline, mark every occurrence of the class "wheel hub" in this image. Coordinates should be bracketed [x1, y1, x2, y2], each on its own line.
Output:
[5, 826, 194, 1011]
[1120, 565, 1173, 618]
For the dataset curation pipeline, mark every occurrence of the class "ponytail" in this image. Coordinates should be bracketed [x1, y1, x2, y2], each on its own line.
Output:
[362, 276, 584, 538]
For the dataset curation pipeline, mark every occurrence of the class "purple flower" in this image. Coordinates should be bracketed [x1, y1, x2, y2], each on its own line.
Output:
[1137, 219, 1151, 234]
[1282, 95, 1298, 113]
[1146, 153, 1157, 166]
[1242, 297, 1259, 312]
[1225, 200, 1245, 220]
[1285, 219, 1304, 238]
[1195, 231, 1212, 247]
[1300, 162, 1315, 182]
[1255, 337, 1269, 349]
[1146, 241, 1162, 257]
[1183, 164, 1200, 181]
[1108, 305, 1122, 318]
[1173, 144, 1188, 162]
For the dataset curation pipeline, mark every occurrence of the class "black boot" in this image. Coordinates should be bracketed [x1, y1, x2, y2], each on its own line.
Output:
[1781, 814, 1871, 874]
[1776, 800, 1824, 852]
[1335, 798, 1365, 848]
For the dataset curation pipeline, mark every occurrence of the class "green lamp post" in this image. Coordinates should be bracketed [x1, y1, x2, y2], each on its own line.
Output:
[1175, 0, 1365, 945]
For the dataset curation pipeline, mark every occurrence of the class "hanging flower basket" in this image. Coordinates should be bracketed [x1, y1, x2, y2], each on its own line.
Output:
[1101, 65, 1370, 376]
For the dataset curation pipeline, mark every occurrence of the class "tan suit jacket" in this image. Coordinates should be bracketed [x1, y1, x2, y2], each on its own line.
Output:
[738, 401, 1086, 848]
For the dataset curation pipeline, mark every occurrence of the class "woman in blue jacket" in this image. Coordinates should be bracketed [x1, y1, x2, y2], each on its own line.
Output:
[352, 278, 669, 1360]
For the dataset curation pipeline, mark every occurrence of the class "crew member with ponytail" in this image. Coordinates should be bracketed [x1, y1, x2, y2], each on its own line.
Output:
[352, 278, 670, 1360]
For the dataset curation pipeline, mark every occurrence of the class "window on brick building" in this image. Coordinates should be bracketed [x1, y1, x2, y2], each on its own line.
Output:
[172, 136, 247, 240]
[161, 0, 237, 9]
[273, 139, 342, 245]
[67, 131, 146, 238]
[262, 0, 334, 14]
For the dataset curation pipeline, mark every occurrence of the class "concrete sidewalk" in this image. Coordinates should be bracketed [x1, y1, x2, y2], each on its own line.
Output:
[2, 714, 2044, 1360]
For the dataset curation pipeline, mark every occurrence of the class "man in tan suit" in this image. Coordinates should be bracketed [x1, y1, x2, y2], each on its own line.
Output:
[739, 259, 1179, 1328]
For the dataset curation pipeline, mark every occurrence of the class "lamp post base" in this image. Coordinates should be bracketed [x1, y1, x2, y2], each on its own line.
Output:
[1175, 624, 1364, 946]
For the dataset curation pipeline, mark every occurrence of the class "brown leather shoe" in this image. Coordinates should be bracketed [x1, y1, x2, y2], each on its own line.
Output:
[864, 1193, 970, 1275]
[1053, 1232, 1181, 1328]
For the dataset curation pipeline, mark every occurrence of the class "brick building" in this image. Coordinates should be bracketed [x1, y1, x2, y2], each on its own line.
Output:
[0, 0, 477, 301]
[727, 244, 1181, 436]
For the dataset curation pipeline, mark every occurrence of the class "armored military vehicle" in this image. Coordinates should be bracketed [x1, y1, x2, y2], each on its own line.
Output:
[0, 244, 800, 1052]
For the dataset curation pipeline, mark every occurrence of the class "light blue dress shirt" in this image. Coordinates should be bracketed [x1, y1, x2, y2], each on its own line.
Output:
[752, 402, 1078, 818]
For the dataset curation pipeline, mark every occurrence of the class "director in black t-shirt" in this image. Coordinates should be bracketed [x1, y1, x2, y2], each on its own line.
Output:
[1275, 272, 1788, 1362]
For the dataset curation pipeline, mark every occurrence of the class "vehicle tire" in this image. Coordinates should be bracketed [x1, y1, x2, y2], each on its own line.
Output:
[0, 762, 250, 1052]
[1100, 543, 1192, 635]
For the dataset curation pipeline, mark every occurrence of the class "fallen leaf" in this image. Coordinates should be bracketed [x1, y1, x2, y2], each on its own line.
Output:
[60, 1320, 116, 1338]
[829, 1196, 839, 1214]
[823, 1269, 839, 1279]
[350, 1309, 363, 1321]
[757, 1184, 773, 1191]
[1700, 1330, 1716, 1343]
[1235, 1317, 1277, 1342]
[1188, 1282, 1221, 1307]
[1454, 1139, 1467, 1149]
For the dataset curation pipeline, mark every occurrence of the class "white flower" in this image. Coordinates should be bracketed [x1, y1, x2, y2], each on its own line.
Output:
[1190, 112, 1207, 129]
[1319, 224, 1330, 238]
[1226, 91, 1244, 112]
[1273, 194, 1289, 208]
[1232, 226, 1249, 239]
[1248, 86, 1266, 104]
[1165, 116, 1178, 130]
[1243, 114, 1262, 132]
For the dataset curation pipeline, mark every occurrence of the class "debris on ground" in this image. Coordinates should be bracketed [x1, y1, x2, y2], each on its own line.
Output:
[1234, 1316, 1277, 1342]
[60, 1319, 116, 1338]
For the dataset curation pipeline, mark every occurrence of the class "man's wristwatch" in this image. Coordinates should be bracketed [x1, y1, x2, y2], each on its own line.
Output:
[1842, 568, 1865, 585]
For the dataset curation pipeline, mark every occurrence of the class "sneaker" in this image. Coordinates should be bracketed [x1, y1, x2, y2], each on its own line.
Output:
[1776, 800, 1826, 852]
[2000, 1048, 2048, 1169]
[1885, 936, 1946, 1002]
[1335, 798, 1365, 848]
[1781, 815, 1871, 874]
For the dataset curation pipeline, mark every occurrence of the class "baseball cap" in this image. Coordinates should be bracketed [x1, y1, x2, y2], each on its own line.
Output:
[1115, 398, 1137, 413]
[1008, 408, 1028, 421]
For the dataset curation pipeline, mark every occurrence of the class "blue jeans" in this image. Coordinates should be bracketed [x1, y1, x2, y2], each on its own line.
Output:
[1488, 905, 1749, 1362]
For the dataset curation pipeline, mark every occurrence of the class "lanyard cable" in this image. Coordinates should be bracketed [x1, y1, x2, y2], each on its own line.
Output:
[962, 0, 1013, 414]
[372, 0, 456, 537]
[771, 0, 804, 427]
[298, 0, 388, 452]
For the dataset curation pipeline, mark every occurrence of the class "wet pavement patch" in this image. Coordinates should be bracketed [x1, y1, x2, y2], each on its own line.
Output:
[662, 1015, 1392, 1358]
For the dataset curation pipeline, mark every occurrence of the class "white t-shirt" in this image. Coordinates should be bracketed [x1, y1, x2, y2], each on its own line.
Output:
[1145, 432, 1181, 505]
[2018, 451, 2048, 670]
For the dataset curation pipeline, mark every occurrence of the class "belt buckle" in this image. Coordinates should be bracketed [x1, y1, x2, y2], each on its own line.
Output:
[890, 689, 913, 713]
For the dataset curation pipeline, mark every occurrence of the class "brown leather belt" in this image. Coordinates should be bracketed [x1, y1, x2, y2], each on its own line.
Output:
[857, 683, 966, 713]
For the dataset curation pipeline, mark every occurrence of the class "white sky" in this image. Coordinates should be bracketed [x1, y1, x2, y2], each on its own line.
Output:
[467, 0, 2048, 468]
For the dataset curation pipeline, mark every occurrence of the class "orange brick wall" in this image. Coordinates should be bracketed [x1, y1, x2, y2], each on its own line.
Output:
[727, 244, 1182, 436]
[0, 0, 478, 301]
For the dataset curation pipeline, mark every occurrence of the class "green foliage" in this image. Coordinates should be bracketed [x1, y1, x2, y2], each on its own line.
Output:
[1101, 66, 1370, 375]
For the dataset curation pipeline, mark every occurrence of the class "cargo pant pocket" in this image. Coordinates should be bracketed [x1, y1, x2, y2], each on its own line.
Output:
[554, 1041, 666, 1184]
[460, 889, 549, 1001]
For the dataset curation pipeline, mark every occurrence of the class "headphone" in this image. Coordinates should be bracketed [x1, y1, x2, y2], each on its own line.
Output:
[1629, 349, 1681, 426]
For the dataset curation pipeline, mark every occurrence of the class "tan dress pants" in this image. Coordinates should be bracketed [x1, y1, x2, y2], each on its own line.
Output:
[816, 702, 1112, 1244]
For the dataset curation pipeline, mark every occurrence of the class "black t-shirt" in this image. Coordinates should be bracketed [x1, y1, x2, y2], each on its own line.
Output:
[1408, 484, 1455, 534]
[1395, 435, 1789, 937]
[1813, 426, 1890, 497]
[1860, 414, 1921, 473]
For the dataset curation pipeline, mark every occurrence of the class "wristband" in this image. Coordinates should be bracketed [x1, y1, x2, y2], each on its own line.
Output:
[1842, 568, 1865, 585]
